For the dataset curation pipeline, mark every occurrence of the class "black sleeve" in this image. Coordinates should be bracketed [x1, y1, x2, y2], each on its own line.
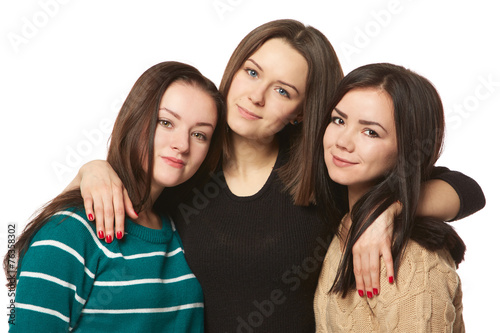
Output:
[430, 166, 486, 221]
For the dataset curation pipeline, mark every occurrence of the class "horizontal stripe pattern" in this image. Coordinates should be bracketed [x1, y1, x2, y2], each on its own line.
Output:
[31, 239, 96, 279]
[20, 271, 86, 304]
[54, 211, 184, 260]
[16, 302, 70, 323]
[11, 209, 204, 332]
[94, 273, 196, 286]
[82, 302, 204, 314]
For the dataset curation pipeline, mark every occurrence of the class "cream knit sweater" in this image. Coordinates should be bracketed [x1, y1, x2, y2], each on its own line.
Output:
[314, 237, 464, 332]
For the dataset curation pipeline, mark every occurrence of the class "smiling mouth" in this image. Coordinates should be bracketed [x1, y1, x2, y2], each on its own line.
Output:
[162, 157, 185, 169]
[332, 155, 358, 167]
[237, 105, 262, 120]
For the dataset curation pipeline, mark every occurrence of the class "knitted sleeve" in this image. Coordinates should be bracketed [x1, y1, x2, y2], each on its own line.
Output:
[431, 166, 485, 220]
[374, 241, 464, 332]
[10, 210, 100, 332]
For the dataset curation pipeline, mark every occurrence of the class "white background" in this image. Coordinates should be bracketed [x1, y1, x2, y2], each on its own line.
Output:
[1, 0, 498, 331]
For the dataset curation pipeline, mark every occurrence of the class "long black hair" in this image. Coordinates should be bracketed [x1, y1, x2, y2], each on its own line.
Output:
[315, 63, 466, 296]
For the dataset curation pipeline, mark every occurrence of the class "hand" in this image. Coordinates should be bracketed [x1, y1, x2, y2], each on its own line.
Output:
[352, 201, 401, 297]
[78, 160, 137, 242]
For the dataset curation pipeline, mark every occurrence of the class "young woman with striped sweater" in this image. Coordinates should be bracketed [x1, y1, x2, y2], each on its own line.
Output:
[4, 61, 225, 332]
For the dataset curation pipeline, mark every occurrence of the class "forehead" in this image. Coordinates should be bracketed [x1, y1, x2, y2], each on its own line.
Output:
[160, 81, 218, 124]
[338, 88, 393, 117]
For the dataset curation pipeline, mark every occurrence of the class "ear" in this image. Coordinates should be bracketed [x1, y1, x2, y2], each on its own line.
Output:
[290, 113, 303, 125]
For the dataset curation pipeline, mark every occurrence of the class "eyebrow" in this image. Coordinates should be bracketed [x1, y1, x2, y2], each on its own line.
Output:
[159, 107, 215, 128]
[246, 59, 300, 95]
[333, 107, 388, 133]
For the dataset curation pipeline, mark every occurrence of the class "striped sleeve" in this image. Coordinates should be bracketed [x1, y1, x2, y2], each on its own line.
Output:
[10, 210, 100, 332]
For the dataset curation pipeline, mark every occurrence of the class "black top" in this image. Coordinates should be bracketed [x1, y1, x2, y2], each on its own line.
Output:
[159, 146, 485, 332]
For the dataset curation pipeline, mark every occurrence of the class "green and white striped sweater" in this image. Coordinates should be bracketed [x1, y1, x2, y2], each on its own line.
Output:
[10, 208, 204, 332]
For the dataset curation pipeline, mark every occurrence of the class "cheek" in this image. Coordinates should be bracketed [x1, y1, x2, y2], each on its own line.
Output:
[192, 144, 210, 167]
[367, 144, 398, 173]
[227, 73, 245, 101]
[323, 124, 335, 148]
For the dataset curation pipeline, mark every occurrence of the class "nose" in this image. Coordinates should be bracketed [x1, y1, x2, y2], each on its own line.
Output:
[335, 129, 355, 153]
[170, 132, 190, 154]
[248, 83, 266, 106]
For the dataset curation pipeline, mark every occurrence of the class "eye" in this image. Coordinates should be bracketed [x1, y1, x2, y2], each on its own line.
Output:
[363, 129, 379, 138]
[192, 132, 208, 141]
[158, 119, 172, 128]
[331, 116, 344, 125]
[275, 87, 290, 98]
[245, 68, 258, 78]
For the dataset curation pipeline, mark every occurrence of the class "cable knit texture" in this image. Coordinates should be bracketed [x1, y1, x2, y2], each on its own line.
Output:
[314, 237, 464, 332]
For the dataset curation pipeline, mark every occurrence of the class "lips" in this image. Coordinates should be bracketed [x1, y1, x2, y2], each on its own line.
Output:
[332, 154, 358, 167]
[162, 156, 185, 169]
[237, 105, 262, 120]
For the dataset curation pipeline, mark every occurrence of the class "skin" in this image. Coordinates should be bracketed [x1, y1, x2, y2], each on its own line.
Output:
[323, 87, 399, 297]
[226, 38, 307, 142]
[223, 38, 307, 196]
[68, 38, 461, 298]
[102, 82, 218, 233]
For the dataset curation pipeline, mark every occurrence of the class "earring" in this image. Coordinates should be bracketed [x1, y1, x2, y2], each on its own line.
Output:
[293, 120, 299, 125]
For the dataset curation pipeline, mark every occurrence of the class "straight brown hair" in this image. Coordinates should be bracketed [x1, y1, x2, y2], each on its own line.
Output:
[4, 61, 225, 282]
[219, 19, 344, 205]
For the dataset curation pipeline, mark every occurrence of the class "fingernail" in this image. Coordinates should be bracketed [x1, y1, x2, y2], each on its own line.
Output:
[117, 231, 123, 240]
[358, 290, 364, 297]
[373, 288, 378, 296]
[367, 291, 373, 299]
[134, 210, 139, 217]
[105, 235, 113, 243]
[98, 231, 104, 239]
[88, 214, 94, 221]
[389, 276, 394, 284]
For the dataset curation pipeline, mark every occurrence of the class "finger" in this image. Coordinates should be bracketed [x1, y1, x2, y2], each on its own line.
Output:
[82, 194, 95, 223]
[382, 245, 395, 285]
[369, 252, 380, 296]
[102, 190, 115, 244]
[353, 253, 365, 297]
[361, 252, 373, 298]
[112, 186, 126, 240]
[92, 196, 105, 239]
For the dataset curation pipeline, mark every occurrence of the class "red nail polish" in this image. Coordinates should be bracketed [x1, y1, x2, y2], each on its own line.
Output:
[373, 288, 378, 296]
[358, 290, 364, 297]
[105, 235, 112, 243]
[98, 231, 104, 239]
[117, 231, 123, 239]
[389, 276, 394, 284]
[88, 214, 94, 221]
[367, 291, 373, 299]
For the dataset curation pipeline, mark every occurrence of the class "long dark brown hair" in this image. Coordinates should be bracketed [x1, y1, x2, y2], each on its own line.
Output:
[219, 19, 344, 205]
[314, 63, 466, 296]
[4, 61, 225, 282]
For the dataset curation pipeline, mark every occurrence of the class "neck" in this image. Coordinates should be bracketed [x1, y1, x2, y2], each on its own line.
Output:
[224, 131, 279, 174]
[345, 184, 371, 221]
[135, 185, 163, 230]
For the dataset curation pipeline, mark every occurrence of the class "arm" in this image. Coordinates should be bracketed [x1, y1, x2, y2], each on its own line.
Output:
[11, 211, 98, 332]
[65, 160, 137, 242]
[420, 166, 486, 221]
[352, 167, 484, 297]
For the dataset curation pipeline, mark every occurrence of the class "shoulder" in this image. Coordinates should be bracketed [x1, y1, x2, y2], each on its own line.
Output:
[32, 207, 97, 243]
[384, 241, 460, 296]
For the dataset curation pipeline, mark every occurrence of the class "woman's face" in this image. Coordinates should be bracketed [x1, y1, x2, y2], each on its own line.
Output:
[323, 88, 398, 193]
[226, 38, 308, 142]
[150, 81, 218, 194]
